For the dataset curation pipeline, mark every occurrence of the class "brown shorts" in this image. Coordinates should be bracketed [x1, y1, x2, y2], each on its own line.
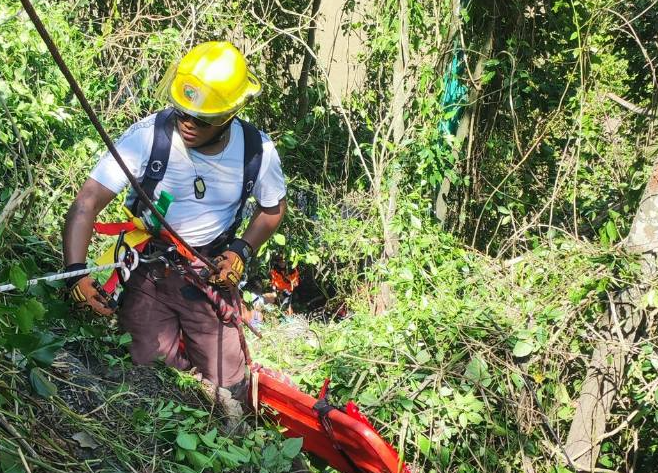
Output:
[118, 266, 246, 387]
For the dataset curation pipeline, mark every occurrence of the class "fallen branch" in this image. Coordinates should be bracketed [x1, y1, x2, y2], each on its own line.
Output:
[606, 92, 657, 118]
[0, 187, 32, 231]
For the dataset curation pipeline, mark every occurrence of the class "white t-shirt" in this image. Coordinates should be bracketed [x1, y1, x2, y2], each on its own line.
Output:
[90, 114, 286, 246]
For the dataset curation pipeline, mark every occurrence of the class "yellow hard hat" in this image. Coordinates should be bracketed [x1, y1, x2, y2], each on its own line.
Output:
[167, 41, 261, 126]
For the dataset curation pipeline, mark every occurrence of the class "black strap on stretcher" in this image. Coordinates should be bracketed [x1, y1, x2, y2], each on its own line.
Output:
[313, 392, 365, 473]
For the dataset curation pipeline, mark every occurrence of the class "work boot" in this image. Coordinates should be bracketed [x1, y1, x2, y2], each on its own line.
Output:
[199, 377, 249, 435]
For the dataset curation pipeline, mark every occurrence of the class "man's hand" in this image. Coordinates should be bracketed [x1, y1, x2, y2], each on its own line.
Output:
[208, 239, 253, 288]
[209, 251, 245, 288]
[70, 276, 116, 316]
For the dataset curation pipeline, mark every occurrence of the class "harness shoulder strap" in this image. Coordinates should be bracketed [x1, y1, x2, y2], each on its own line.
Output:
[130, 108, 175, 214]
[229, 118, 263, 233]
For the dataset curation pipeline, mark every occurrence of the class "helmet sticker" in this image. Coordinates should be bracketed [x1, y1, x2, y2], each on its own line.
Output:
[183, 84, 198, 102]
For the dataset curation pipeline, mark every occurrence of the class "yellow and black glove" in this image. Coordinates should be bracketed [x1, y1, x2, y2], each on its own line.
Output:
[66, 264, 116, 316]
[208, 239, 253, 288]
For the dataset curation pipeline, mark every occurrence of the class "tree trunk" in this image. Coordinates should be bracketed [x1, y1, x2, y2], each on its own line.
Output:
[435, 7, 494, 227]
[374, 0, 408, 314]
[565, 112, 658, 469]
[297, 0, 323, 121]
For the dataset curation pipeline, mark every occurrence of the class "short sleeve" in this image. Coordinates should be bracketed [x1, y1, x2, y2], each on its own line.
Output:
[89, 116, 155, 194]
[252, 132, 286, 207]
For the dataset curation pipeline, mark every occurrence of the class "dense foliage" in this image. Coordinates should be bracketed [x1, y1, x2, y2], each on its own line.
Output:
[0, 0, 656, 472]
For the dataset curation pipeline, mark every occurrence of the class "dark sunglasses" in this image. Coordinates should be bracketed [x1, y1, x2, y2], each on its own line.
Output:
[173, 109, 212, 128]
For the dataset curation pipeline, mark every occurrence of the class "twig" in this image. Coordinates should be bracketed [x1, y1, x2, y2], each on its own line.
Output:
[0, 91, 33, 187]
[0, 444, 71, 473]
[604, 7, 657, 91]
[630, 0, 658, 23]
[0, 412, 38, 457]
[607, 291, 628, 348]
[338, 352, 440, 371]
[17, 448, 33, 473]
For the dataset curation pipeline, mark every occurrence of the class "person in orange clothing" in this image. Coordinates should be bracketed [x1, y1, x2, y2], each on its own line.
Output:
[267, 255, 299, 315]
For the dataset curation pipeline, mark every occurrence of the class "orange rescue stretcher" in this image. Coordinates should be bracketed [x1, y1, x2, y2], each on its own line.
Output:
[250, 366, 410, 473]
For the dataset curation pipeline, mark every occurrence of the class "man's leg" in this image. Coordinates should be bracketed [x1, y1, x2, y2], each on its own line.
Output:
[177, 286, 246, 388]
[118, 267, 189, 370]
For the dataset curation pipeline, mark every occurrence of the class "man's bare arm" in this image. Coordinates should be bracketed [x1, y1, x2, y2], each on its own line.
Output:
[63, 179, 117, 266]
[241, 198, 287, 252]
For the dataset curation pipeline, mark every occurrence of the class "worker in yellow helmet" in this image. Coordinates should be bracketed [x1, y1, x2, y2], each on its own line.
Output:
[62, 41, 287, 403]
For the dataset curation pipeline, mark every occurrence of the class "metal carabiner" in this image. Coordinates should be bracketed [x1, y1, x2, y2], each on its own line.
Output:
[114, 230, 139, 283]
[149, 256, 169, 282]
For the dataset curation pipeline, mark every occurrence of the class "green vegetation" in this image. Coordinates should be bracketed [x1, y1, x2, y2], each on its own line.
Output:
[1, 0, 657, 472]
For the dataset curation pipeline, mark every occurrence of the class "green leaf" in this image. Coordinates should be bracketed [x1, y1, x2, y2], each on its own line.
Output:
[458, 412, 468, 428]
[416, 349, 432, 365]
[185, 450, 212, 470]
[29, 368, 57, 398]
[0, 449, 25, 473]
[513, 340, 534, 358]
[555, 383, 571, 405]
[464, 357, 492, 387]
[481, 70, 496, 84]
[25, 298, 46, 320]
[227, 444, 250, 463]
[21, 257, 39, 277]
[439, 446, 451, 467]
[14, 304, 34, 333]
[273, 233, 286, 246]
[399, 268, 414, 281]
[118, 332, 132, 346]
[9, 265, 28, 291]
[304, 252, 320, 265]
[605, 220, 618, 243]
[175, 431, 198, 450]
[281, 437, 303, 459]
[417, 433, 432, 457]
[242, 290, 255, 303]
[358, 391, 380, 407]
[28, 332, 65, 367]
[398, 398, 414, 410]
[443, 109, 458, 120]
[599, 455, 613, 468]
[466, 411, 483, 424]
[216, 448, 243, 468]
[175, 465, 197, 473]
[261, 444, 278, 468]
[199, 428, 218, 448]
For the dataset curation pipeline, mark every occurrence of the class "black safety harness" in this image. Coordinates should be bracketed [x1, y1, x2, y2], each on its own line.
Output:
[130, 108, 263, 256]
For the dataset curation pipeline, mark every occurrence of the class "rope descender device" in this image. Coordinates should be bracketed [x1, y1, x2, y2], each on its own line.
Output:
[114, 230, 140, 284]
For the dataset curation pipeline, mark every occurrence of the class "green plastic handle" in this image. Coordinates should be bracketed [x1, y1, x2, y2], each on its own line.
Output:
[150, 190, 174, 233]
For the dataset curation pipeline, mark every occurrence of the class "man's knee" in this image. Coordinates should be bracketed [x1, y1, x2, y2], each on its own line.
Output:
[129, 342, 158, 366]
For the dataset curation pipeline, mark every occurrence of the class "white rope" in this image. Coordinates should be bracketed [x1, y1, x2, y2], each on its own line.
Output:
[0, 262, 125, 293]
